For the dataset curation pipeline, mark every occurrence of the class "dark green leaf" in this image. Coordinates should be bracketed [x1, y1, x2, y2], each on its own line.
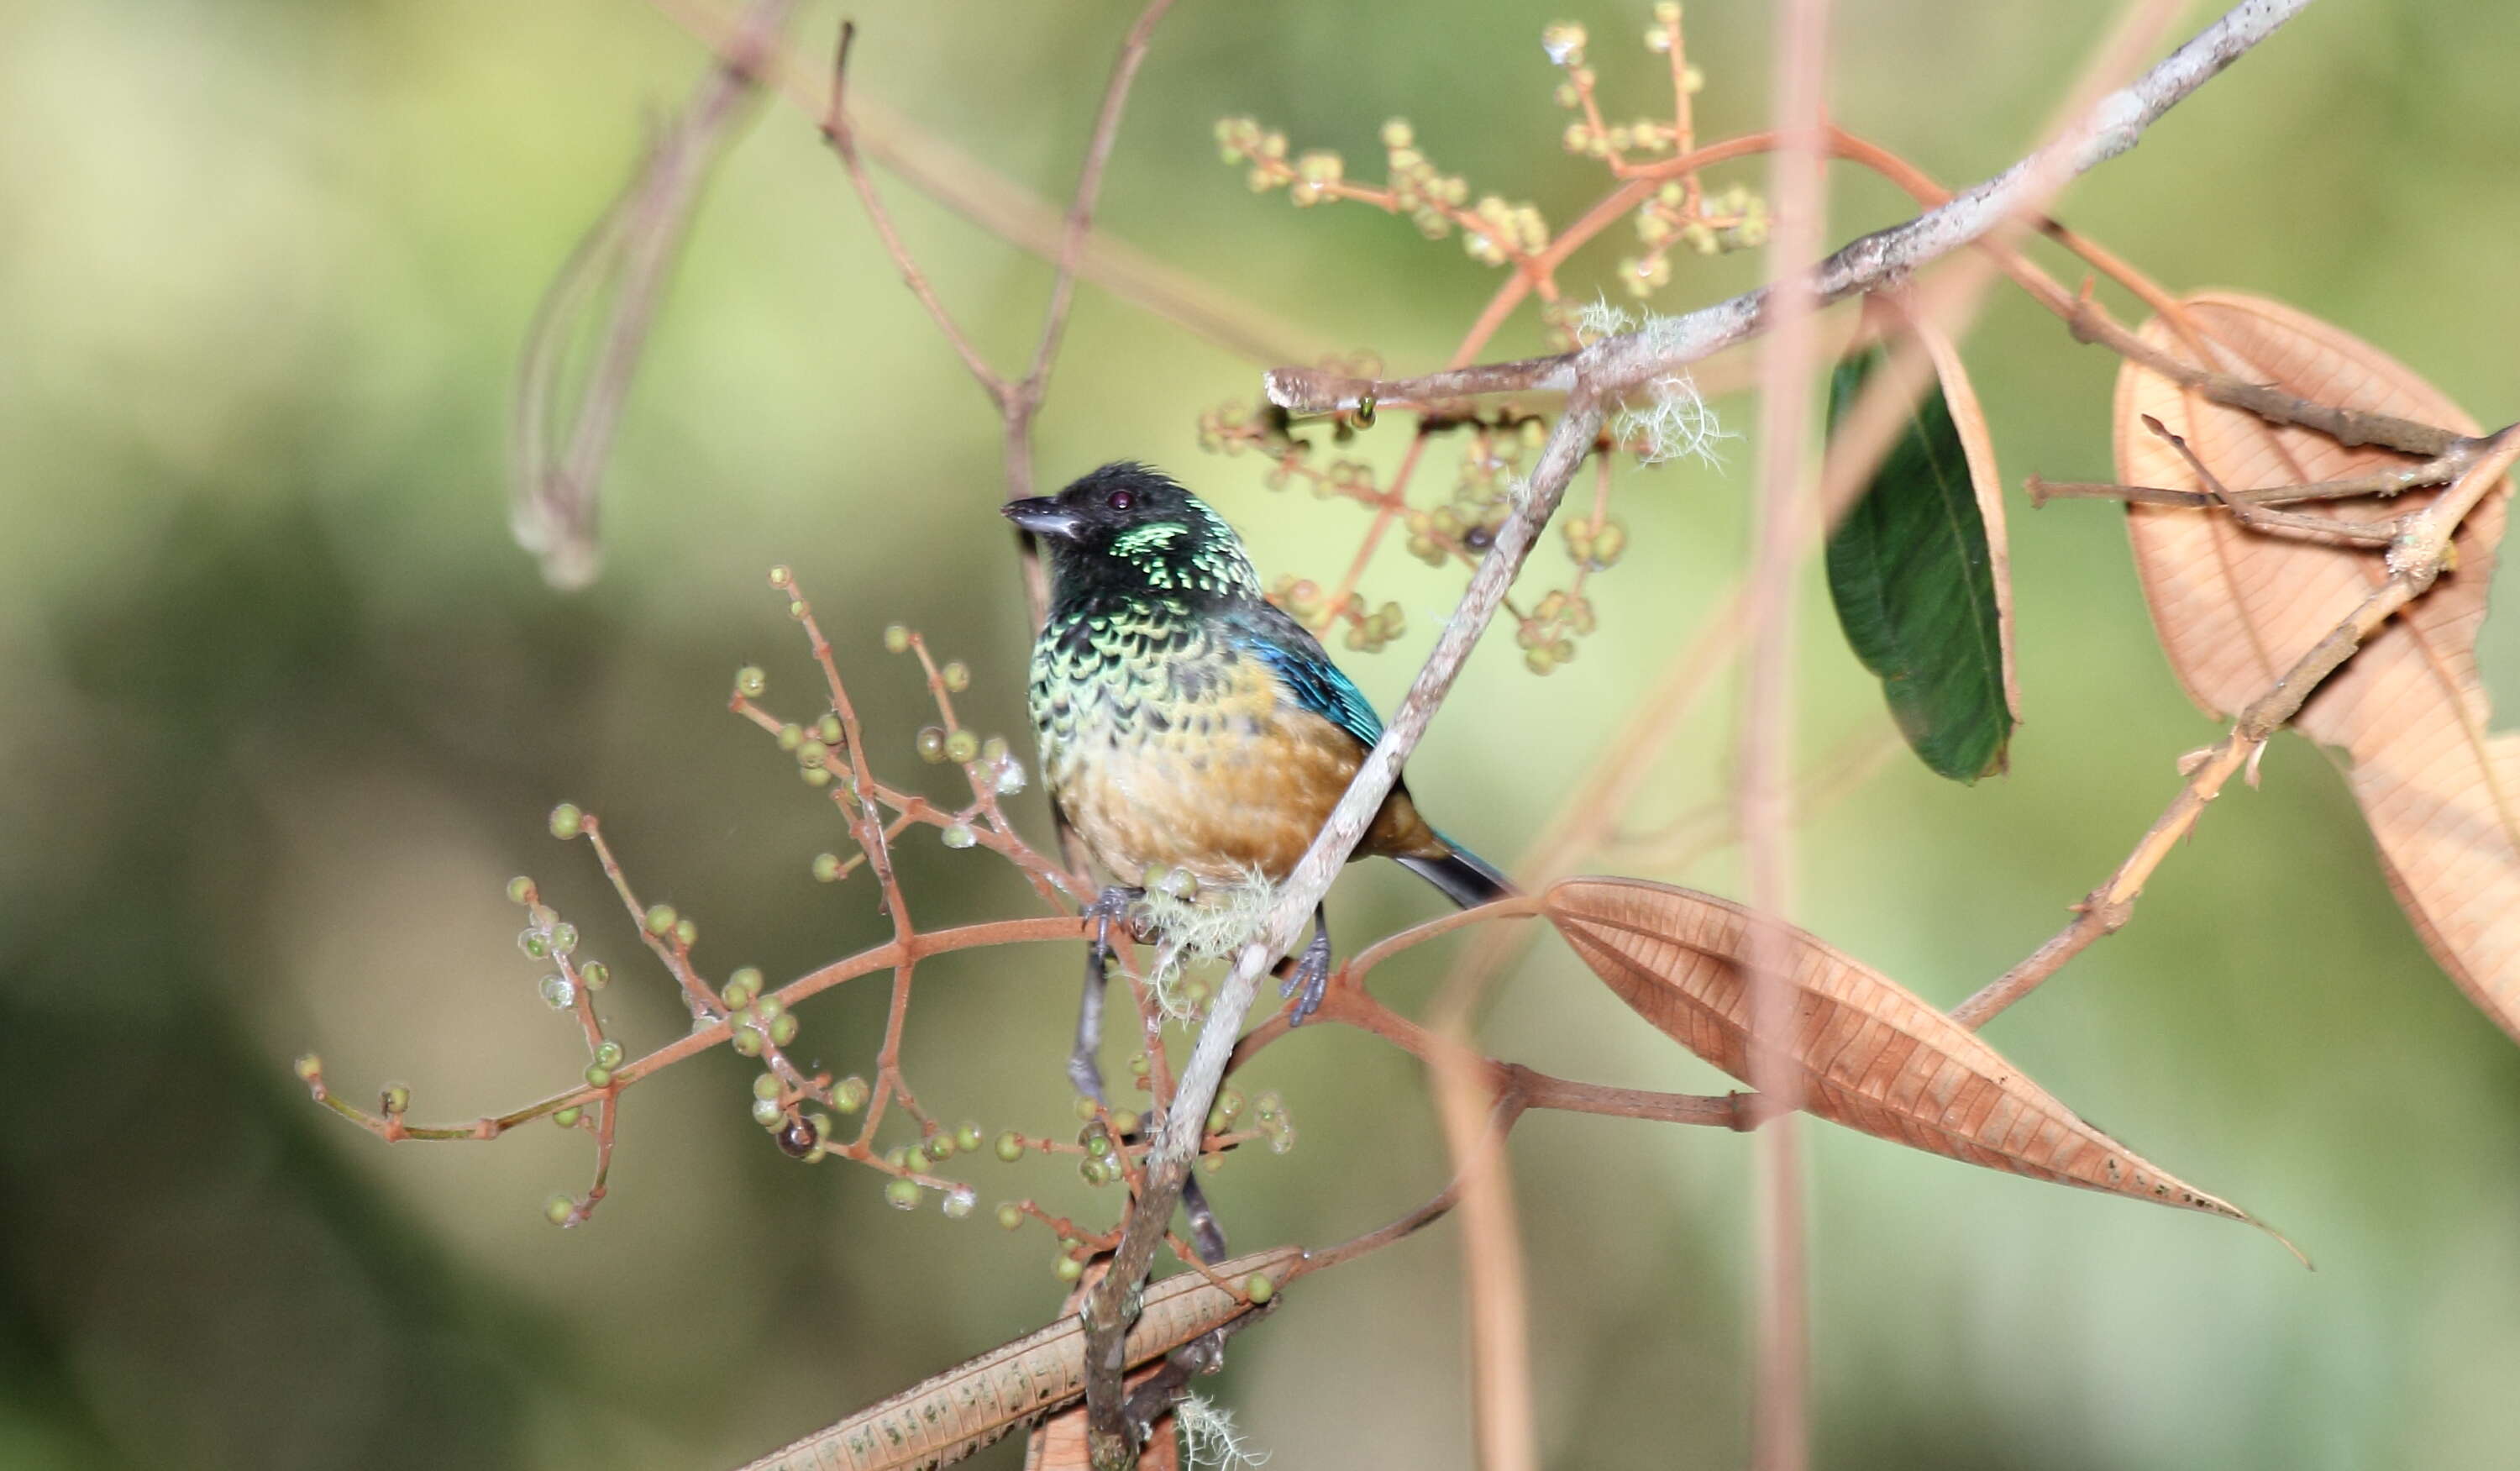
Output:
[1824, 344, 2013, 781]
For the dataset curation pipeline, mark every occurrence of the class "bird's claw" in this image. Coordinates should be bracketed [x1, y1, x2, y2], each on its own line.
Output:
[1280, 927, 1334, 1025]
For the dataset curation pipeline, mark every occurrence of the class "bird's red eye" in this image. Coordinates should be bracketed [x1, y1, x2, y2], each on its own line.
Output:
[1107, 490, 1135, 511]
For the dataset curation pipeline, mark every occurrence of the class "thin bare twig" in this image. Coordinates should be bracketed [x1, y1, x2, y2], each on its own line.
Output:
[511, 0, 797, 588]
[1952, 427, 2520, 1028]
[1265, 0, 2320, 418]
[646, 0, 1325, 367]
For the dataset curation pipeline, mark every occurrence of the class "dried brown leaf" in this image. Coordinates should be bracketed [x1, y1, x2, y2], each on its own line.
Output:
[1545, 878, 2292, 1249]
[2114, 293, 2520, 1041]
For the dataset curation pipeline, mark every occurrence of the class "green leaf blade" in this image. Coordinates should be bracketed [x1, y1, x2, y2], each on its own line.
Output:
[1824, 345, 2013, 782]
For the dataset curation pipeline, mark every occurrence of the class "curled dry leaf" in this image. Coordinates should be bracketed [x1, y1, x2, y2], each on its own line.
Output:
[2114, 293, 2520, 1043]
[1545, 878, 2296, 1253]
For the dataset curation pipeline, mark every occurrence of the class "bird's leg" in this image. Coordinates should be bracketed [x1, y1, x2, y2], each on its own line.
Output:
[1068, 885, 1140, 1101]
[1281, 903, 1335, 1025]
[1073, 883, 1228, 1262]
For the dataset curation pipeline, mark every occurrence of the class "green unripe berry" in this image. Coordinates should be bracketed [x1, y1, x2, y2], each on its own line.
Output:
[1245, 1272, 1275, 1304]
[1086, 1133, 1112, 1159]
[939, 822, 977, 849]
[808, 1112, 832, 1142]
[580, 960, 610, 991]
[768, 565, 793, 589]
[583, 1064, 614, 1089]
[996, 1202, 1025, 1231]
[768, 1012, 799, 1047]
[735, 665, 767, 698]
[941, 660, 970, 692]
[883, 624, 911, 654]
[811, 853, 843, 883]
[751, 1097, 785, 1127]
[1108, 1110, 1140, 1137]
[554, 1106, 583, 1128]
[833, 1076, 869, 1112]
[380, 1084, 411, 1115]
[546, 1195, 575, 1226]
[787, 599, 806, 620]
[518, 928, 551, 960]
[730, 1026, 764, 1058]
[1054, 1254, 1085, 1283]
[643, 904, 676, 936]
[753, 1072, 784, 1102]
[1252, 1090, 1282, 1121]
[672, 917, 697, 949]
[725, 967, 764, 1006]
[549, 803, 584, 839]
[777, 722, 804, 751]
[1073, 1094, 1100, 1122]
[955, 1122, 984, 1153]
[995, 1131, 1026, 1163]
[752, 995, 785, 1022]
[885, 1178, 923, 1211]
[816, 714, 842, 745]
[925, 1132, 956, 1162]
[294, 1053, 323, 1082]
[884, 1144, 911, 1170]
[942, 729, 979, 764]
[593, 1040, 624, 1069]
[507, 875, 537, 905]
[1217, 1088, 1246, 1123]
[1200, 1153, 1226, 1174]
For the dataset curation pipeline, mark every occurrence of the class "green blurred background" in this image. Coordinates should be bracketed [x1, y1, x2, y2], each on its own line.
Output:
[7, 1, 2519, 1467]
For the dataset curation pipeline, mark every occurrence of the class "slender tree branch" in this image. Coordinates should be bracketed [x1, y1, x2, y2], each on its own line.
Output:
[821, 23, 1008, 399]
[1264, 0, 2319, 418]
[1021, 0, 1179, 398]
[1080, 396, 1609, 1467]
[645, 0, 1326, 367]
[1952, 427, 2520, 1028]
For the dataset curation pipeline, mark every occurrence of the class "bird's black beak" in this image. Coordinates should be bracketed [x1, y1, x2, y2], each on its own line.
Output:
[1002, 497, 1085, 542]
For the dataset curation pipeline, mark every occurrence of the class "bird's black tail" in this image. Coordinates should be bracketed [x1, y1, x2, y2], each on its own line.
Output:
[1399, 833, 1515, 910]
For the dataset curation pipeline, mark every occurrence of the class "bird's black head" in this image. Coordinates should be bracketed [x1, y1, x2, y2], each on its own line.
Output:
[1003, 463, 1262, 606]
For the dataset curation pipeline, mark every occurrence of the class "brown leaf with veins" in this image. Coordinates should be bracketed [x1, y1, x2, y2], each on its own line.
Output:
[2113, 293, 2520, 1041]
[1546, 879, 2296, 1253]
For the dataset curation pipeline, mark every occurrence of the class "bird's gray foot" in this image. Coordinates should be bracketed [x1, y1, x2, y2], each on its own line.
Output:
[1068, 885, 1142, 1101]
[1280, 904, 1334, 1025]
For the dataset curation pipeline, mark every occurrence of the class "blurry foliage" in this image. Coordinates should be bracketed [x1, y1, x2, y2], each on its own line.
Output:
[8, 2, 2520, 1469]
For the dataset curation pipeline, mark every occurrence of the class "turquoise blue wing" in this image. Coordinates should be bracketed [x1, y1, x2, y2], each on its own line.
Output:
[1222, 606, 1384, 751]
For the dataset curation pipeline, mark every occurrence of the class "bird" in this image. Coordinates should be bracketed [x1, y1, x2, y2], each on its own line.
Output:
[1002, 461, 1512, 1032]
